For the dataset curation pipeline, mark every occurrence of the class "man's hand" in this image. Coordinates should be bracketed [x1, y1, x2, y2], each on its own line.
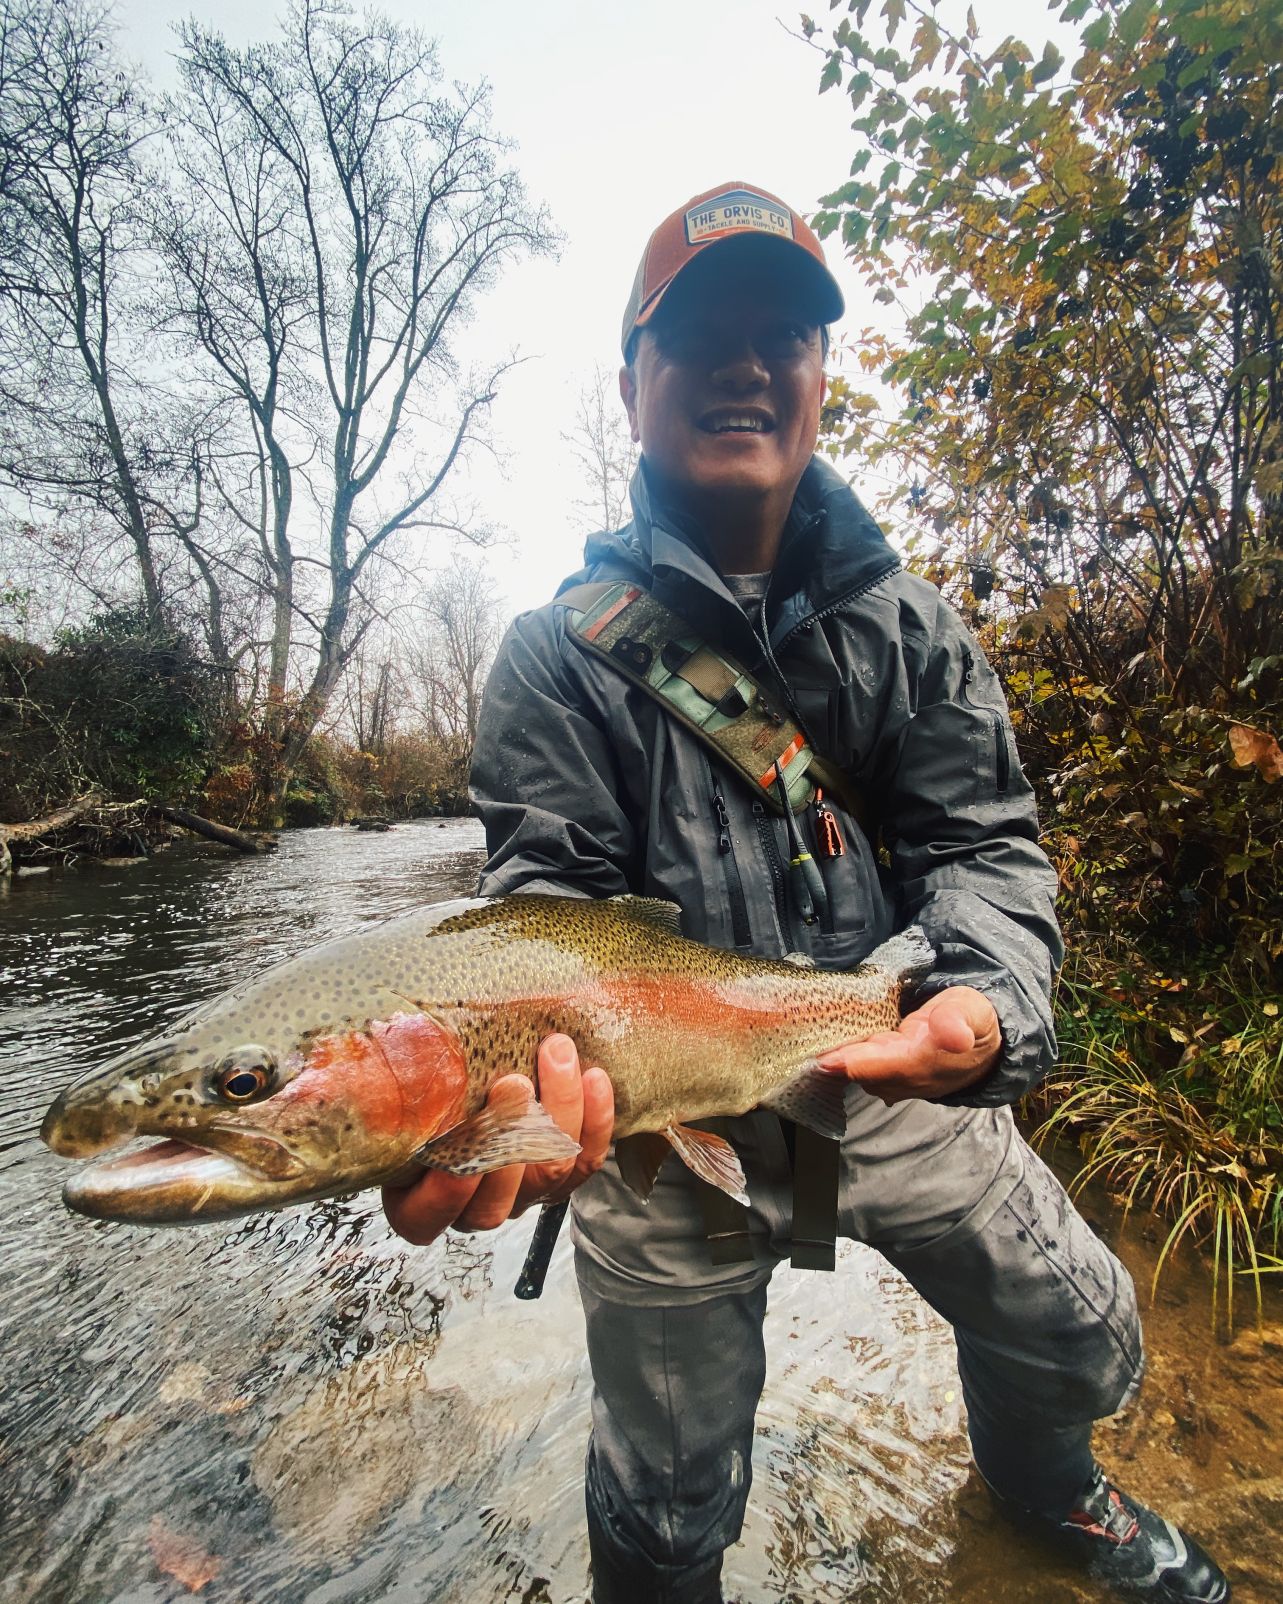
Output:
[381, 1033, 614, 1246]
[815, 985, 1001, 1105]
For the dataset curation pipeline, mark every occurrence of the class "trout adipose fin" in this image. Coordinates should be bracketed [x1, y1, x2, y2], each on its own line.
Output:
[412, 1085, 581, 1176]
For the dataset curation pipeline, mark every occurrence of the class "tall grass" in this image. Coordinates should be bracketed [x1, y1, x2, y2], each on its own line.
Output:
[1027, 939, 1283, 1331]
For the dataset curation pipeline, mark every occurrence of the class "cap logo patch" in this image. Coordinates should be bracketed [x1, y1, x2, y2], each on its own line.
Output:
[684, 189, 794, 247]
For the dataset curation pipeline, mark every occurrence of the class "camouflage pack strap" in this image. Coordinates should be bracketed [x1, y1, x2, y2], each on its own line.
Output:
[558, 579, 870, 830]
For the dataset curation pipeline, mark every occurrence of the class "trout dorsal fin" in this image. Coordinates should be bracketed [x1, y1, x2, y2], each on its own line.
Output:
[608, 895, 683, 937]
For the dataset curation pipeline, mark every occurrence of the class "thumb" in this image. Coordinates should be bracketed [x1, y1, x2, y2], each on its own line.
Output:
[925, 1000, 977, 1055]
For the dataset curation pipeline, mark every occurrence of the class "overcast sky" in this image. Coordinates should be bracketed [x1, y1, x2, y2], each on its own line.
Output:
[117, 0, 1055, 619]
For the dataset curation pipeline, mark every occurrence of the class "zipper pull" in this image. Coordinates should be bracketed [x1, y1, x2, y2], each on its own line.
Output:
[813, 788, 845, 859]
[712, 791, 733, 855]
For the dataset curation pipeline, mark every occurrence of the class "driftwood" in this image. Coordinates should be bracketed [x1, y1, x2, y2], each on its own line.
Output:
[155, 806, 276, 855]
[0, 797, 276, 872]
[1, 795, 105, 873]
[2, 796, 103, 843]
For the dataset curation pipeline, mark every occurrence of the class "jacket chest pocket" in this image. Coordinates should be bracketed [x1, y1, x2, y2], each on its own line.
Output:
[703, 753, 888, 964]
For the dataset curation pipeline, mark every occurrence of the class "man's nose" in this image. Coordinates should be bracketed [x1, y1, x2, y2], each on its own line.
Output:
[709, 340, 769, 390]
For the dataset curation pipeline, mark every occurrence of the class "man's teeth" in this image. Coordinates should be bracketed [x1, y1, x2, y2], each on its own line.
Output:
[711, 416, 766, 433]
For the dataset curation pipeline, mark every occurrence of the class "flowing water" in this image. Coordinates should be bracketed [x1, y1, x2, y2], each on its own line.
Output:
[1, 820, 1279, 1603]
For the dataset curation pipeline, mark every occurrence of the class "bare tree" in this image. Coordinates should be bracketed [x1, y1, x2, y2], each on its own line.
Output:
[407, 556, 505, 757]
[564, 363, 637, 534]
[163, 0, 554, 811]
[338, 639, 401, 756]
[0, 0, 199, 623]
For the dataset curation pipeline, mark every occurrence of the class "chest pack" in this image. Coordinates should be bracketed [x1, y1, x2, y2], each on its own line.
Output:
[557, 576, 872, 1273]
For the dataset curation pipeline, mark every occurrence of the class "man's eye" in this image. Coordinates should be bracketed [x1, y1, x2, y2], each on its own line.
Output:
[658, 326, 707, 359]
[761, 322, 812, 354]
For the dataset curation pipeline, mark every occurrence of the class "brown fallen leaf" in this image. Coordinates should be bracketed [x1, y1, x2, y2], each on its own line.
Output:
[1228, 722, 1283, 781]
[148, 1515, 221, 1593]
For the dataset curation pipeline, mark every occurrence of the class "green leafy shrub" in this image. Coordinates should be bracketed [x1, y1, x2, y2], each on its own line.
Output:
[0, 606, 220, 816]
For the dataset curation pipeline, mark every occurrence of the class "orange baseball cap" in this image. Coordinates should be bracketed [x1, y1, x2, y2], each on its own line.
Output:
[621, 181, 844, 356]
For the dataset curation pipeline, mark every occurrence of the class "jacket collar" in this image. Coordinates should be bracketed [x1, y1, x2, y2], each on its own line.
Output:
[577, 456, 899, 656]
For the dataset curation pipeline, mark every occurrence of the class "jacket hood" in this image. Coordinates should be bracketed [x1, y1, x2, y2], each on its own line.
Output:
[572, 456, 899, 655]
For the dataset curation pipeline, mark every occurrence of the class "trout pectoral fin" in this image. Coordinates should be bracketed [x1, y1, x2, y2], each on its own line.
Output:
[663, 1125, 749, 1207]
[615, 1132, 671, 1202]
[411, 1088, 581, 1176]
[759, 1062, 850, 1142]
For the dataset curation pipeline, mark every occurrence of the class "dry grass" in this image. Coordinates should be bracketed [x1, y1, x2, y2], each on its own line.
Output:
[1027, 941, 1283, 1332]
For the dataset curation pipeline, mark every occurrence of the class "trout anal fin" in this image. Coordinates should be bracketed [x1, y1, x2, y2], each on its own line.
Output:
[412, 1087, 580, 1176]
[615, 1131, 672, 1202]
[759, 1062, 849, 1142]
[663, 1124, 749, 1207]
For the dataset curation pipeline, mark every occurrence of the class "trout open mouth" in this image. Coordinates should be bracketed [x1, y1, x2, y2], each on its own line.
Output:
[61, 1131, 310, 1225]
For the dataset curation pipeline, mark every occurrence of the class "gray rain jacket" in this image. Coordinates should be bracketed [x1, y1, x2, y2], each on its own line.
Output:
[470, 456, 1062, 1105]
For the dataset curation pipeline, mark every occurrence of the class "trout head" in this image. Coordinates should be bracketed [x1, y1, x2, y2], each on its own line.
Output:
[41, 1009, 468, 1225]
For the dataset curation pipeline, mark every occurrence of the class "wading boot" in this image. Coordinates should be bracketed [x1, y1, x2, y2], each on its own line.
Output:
[587, 1523, 723, 1604]
[1011, 1465, 1230, 1602]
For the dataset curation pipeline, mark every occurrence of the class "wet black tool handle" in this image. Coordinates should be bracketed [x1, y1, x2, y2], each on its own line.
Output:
[514, 1200, 569, 1299]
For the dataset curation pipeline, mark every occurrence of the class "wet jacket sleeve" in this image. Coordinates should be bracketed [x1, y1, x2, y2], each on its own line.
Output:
[470, 607, 637, 900]
[880, 590, 1063, 1105]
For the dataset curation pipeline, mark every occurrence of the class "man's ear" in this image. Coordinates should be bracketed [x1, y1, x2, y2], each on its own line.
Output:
[619, 363, 641, 445]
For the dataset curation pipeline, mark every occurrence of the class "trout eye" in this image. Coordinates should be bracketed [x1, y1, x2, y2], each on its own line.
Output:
[213, 1047, 277, 1104]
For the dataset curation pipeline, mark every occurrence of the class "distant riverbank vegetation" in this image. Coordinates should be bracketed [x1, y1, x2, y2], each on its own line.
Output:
[1, 554, 503, 833]
[813, 0, 1282, 1314]
[0, 0, 545, 831]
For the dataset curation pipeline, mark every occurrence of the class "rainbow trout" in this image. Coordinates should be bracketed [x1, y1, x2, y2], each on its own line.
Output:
[41, 895, 933, 1224]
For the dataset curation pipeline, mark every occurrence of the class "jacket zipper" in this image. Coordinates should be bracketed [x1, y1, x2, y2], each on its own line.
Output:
[756, 561, 902, 737]
[774, 560, 902, 655]
[962, 648, 1011, 794]
[710, 785, 752, 947]
[752, 799, 792, 947]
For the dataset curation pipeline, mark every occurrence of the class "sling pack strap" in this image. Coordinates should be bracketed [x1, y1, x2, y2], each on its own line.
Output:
[557, 579, 873, 834]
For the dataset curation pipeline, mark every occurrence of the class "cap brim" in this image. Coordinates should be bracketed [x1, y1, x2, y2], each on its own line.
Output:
[634, 232, 844, 337]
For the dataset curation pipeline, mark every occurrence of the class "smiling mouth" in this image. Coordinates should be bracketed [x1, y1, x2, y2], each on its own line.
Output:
[700, 413, 773, 435]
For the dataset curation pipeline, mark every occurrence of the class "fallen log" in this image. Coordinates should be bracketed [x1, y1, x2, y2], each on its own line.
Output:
[155, 806, 277, 855]
[1, 795, 103, 874]
[2, 795, 103, 843]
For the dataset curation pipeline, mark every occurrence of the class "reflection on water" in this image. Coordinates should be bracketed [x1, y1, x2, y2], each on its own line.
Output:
[1, 820, 1279, 1602]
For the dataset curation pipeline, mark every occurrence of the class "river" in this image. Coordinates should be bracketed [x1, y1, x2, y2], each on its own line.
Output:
[1, 819, 1279, 1602]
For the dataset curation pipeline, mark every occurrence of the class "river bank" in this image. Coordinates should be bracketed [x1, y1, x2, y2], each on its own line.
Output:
[2, 819, 1279, 1602]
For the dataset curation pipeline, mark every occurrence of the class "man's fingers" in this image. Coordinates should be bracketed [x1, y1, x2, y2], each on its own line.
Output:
[578, 1066, 615, 1169]
[817, 1028, 921, 1077]
[382, 1170, 482, 1245]
[536, 1033, 585, 1138]
[924, 1001, 977, 1056]
[456, 1161, 526, 1231]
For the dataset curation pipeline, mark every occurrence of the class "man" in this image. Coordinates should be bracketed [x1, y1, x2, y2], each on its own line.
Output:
[383, 183, 1229, 1604]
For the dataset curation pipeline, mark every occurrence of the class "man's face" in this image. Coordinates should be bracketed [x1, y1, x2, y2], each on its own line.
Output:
[619, 269, 826, 519]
